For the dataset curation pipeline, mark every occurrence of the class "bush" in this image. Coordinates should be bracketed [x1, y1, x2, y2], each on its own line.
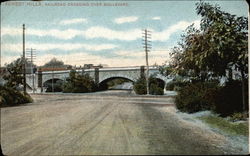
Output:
[0, 86, 33, 107]
[133, 76, 164, 95]
[62, 70, 97, 93]
[175, 81, 219, 113]
[213, 80, 249, 117]
[165, 81, 175, 91]
[149, 76, 164, 95]
[133, 76, 147, 95]
[62, 82, 74, 93]
[149, 83, 164, 95]
[175, 79, 249, 117]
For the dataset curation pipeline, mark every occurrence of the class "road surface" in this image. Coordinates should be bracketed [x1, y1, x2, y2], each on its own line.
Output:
[0, 90, 245, 155]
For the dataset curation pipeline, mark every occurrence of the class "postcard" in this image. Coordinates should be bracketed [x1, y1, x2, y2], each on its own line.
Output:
[0, 0, 249, 155]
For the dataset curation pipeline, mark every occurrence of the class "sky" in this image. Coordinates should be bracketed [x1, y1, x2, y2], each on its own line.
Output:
[1, 0, 248, 67]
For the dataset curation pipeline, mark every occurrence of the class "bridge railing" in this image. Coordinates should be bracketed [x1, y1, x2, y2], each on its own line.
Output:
[36, 66, 159, 74]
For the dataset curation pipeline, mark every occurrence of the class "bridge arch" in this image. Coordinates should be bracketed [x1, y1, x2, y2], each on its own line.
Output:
[98, 76, 134, 90]
[43, 78, 64, 92]
[42, 73, 67, 84]
[43, 78, 64, 86]
[149, 77, 165, 89]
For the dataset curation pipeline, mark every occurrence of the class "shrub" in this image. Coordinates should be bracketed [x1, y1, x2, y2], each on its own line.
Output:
[165, 81, 175, 91]
[0, 86, 33, 107]
[175, 81, 219, 113]
[149, 76, 164, 95]
[133, 76, 147, 95]
[175, 79, 249, 117]
[149, 83, 164, 95]
[134, 76, 164, 95]
[62, 70, 97, 93]
[213, 80, 249, 117]
[62, 82, 74, 93]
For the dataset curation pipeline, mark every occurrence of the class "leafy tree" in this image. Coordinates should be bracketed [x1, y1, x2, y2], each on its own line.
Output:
[196, 2, 248, 110]
[1, 58, 33, 107]
[133, 75, 164, 95]
[43, 58, 66, 68]
[159, 65, 175, 77]
[63, 70, 97, 93]
[170, 2, 248, 111]
[3, 58, 24, 89]
[3, 57, 37, 89]
[133, 75, 147, 95]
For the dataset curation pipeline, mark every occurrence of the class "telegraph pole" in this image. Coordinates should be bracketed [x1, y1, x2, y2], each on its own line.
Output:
[52, 65, 54, 92]
[23, 24, 26, 92]
[26, 48, 36, 93]
[142, 29, 152, 95]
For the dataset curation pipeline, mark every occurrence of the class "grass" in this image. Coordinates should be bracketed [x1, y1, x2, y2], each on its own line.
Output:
[198, 115, 248, 136]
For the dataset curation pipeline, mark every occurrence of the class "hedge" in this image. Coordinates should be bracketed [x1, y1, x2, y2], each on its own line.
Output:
[175, 80, 249, 117]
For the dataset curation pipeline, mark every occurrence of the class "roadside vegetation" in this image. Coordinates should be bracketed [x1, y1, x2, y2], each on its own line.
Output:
[198, 115, 248, 136]
[134, 75, 164, 95]
[162, 2, 248, 119]
[0, 86, 33, 107]
[62, 70, 97, 93]
[0, 58, 33, 107]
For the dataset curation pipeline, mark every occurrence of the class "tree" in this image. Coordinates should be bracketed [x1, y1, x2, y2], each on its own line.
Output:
[43, 58, 65, 68]
[170, 2, 248, 111]
[3, 58, 24, 89]
[133, 75, 164, 95]
[3, 57, 37, 89]
[63, 70, 97, 93]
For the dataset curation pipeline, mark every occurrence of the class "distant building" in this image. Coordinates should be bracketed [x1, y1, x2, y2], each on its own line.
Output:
[83, 64, 103, 69]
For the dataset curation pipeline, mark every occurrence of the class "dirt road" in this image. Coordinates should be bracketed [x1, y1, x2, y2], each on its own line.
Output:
[0, 91, 245, 155]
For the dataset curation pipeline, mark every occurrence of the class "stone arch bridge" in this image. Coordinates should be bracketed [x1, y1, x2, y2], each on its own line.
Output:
[26, 66, 172, 92]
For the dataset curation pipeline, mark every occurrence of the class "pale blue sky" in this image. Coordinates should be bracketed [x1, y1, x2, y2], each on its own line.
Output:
[1, 0, 248, 67]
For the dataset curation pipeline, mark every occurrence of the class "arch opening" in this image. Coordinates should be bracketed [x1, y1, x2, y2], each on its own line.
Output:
[43, 78, 64, 92]
[148, 77, 166, 95]
[149, 78, 165, 89]
[98, 77, 134, 91]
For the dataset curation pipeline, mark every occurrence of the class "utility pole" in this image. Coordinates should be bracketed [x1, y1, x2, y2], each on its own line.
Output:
[142, 29, 152, 95]
[52, 65, 54, 92]
[23, 24, 26, 92]
[26, 48, 36, 93]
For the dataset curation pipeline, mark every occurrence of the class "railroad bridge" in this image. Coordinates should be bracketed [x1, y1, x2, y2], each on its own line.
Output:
[26, 66, 172, 92]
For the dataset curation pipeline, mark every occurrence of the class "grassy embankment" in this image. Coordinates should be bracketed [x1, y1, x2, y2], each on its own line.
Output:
[198, 115, 248, 136]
